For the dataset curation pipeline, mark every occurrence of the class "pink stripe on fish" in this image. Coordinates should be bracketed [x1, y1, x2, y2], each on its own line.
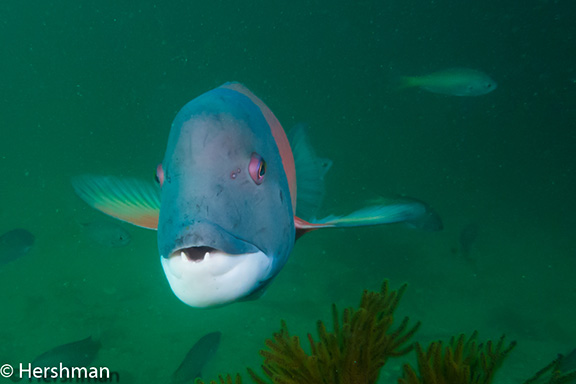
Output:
[221, 83, 297, 214]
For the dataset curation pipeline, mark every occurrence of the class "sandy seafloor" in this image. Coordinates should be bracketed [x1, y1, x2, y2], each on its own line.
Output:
[1, 0, 575, 383]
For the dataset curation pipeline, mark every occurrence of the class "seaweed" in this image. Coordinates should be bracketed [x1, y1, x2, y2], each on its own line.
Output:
[195, 374, 243, 384]
[196, 280, 566, 384]
[247, 280, 420, 384]
[398, 332, 516, 384]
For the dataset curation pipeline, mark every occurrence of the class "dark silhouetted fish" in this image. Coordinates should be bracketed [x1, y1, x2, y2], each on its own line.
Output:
[171, 331, 221, 383]
[559, 348, 576, 383]
[562, 348, 576, 368]
[459, 223, 479, 261]
[32, 336, 101, 369]
[80, 220, 131, 247]
[0, 229, 35, 265]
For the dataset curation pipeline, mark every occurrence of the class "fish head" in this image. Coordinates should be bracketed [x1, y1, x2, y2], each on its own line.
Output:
[460, 70, 498, 96]
[466, 78, 497, 96]
[157, 85, 295, 308]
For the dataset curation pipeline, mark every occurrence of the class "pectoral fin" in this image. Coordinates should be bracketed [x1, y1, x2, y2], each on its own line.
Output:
[295, 196, 442, 237]
[72, 175, 161, 230]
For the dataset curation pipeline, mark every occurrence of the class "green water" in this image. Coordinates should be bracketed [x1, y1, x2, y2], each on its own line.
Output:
[1, 0, 575, 382]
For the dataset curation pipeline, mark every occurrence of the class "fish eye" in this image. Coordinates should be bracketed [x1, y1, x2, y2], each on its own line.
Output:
[248, 153, 266, 185]
[156, 164, 165, 187]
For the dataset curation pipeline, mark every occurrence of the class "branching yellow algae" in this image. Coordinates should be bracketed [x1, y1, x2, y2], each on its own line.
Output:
[398, 332, 516, 384]
[196, 280, 567, 384]
[248, 280, 420, 384]
[195, 374, 243, 384]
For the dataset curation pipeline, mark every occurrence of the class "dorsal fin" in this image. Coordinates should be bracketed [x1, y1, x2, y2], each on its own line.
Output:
[289, 124, 332, 220]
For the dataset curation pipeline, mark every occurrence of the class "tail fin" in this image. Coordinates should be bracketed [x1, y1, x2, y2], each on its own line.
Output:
[395, 75, 419, 90]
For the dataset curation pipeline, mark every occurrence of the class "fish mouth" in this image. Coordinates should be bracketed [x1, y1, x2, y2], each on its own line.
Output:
[174, 246, 217, 263]
[161, 244, 272, 308]
[166, 246, 257, 276]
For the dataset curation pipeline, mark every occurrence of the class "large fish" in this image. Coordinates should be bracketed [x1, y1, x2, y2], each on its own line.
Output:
[72, 82, 441, 308]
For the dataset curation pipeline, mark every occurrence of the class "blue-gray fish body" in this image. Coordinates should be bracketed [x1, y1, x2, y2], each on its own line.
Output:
[81, 220, 131, 247]
[32, 336, 101, 369]
[401, 68, 497, 96]
[71, 82, 443, 308]
[0, 229, 35, 265]
[172, 331, 221, 383]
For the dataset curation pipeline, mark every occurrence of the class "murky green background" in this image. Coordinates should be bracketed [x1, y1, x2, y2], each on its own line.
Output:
[1, 0, 575, 382]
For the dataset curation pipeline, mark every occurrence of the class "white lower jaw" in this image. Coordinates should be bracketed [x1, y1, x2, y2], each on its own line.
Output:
[161, 249, 272, 308]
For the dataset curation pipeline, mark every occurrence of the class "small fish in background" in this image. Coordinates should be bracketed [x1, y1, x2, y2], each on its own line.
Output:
[171, 331, 221, 383]
[458, 222, 479, 263]
[0, 229, 35, 265]
[80, 220, 131, 247]
[32, 335, 101, 369]
[558, 348, 576, 382]
[486, 307, 540, 340]
[398, 68, 497, 96]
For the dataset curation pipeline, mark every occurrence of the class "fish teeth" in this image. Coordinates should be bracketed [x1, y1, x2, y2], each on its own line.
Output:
[178, 250, 211, 262]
